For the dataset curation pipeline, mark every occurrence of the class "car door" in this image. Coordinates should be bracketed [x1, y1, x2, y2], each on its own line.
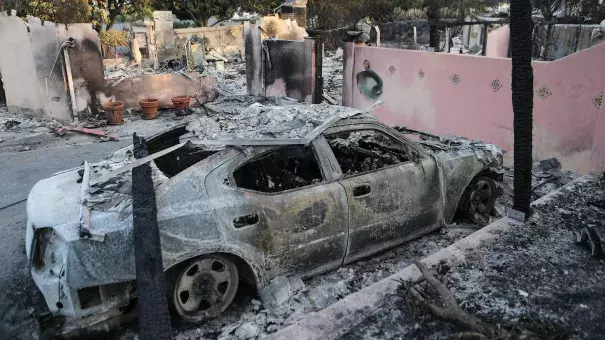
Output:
[205, 142, 349, 279]
[319, 125, 442, 263]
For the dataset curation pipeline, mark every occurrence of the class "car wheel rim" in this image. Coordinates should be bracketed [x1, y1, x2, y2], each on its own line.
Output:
[469, 180, 493, 214]
[174, 256, 237, 319]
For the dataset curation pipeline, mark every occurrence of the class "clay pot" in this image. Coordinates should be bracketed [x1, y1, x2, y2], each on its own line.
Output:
[171, 96, 190, 109]
[139, 98, 159, 120]
[103, 101, 124, 125]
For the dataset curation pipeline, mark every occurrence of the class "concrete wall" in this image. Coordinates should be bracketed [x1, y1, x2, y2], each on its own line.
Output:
[343, 43, 605, 173]
[174, 25, 244, 58]
[99, 73, 218, 109]
[533, 24, 605, 60]
[589, 90, 605, 172]
[27, 16, 68, 120]
[263, 39, 316, 103]
[26, 18, 104, 120]
[58, 24, 105, 118]
[486, 25, 509, 58]
[153, 11, 176, 62]
[0, 13, 46, 116]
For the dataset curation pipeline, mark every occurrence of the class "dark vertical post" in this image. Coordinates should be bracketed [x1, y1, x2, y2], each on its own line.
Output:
[132, 133, 172, 340]
[342, 42, 356, 107]
[244, 21, 263, 96]
[314, 35, 324, 104]
[482, 24, 489, 56]
[510, 0, 534, 217]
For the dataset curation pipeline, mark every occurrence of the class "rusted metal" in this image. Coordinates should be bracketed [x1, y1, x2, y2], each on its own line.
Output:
[56, 126, 119, 141]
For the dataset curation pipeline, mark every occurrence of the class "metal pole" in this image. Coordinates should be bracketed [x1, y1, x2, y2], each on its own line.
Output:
[482, 24, 489, 56]
[313, 36, 323, 104]
[132, 133, 172, 340]
[413, 26, 418, 49]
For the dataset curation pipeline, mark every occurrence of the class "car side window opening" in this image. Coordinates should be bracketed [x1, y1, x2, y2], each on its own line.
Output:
[233, 145, 324, 193]
[325, 129, 411, 177]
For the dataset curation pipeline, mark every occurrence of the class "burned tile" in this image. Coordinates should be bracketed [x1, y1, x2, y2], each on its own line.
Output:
[536, 84, 552, 100]
[418, 69, 425, 79]
[490, 78, 502, 92]
[450, 73, 461, 85]
[389, 65, 396, 75]
[592, 92, 603, 109]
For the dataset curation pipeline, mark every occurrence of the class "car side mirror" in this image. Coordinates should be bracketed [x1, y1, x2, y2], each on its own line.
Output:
[411, 150, 422, 164]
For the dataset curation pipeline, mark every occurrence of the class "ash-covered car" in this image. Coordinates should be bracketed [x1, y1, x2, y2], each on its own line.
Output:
[26, 97, 503, 331]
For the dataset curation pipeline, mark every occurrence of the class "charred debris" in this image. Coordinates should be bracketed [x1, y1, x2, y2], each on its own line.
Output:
[83, 97, 511, 212]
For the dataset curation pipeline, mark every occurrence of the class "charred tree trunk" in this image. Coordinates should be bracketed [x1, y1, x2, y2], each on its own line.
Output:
[510, 0, 534, 216]
[132, 134, 172, 340]
[543, 20, 554, 60]
[427, 7, 440, 52]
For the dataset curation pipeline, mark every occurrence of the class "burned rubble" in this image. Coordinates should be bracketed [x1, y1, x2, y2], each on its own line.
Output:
[185, 96, 364, 141]
[343, 176, 605, 340]
[326, 130, 412, 176]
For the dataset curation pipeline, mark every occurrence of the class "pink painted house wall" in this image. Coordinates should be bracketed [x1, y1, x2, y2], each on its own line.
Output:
[589, 92, 605, 172]
[342, 43, 605, 173]
[486, 25, 509, 58]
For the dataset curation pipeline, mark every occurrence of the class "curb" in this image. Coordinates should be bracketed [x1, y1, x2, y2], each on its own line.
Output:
[267, 175, 595, 340]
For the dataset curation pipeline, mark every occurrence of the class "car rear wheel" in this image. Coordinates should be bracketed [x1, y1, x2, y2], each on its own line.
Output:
[459, 176, 497, 226]
[170, 254, 239, 323]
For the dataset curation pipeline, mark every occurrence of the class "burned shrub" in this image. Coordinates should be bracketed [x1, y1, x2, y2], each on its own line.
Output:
[326, 129, 411, 176]
[233, 145, 323, 193]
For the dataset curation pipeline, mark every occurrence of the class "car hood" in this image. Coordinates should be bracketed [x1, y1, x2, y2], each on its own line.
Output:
[27, 168, 82, 230]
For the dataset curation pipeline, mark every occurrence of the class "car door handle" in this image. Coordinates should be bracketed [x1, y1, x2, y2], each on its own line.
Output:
[233, 214, 260, 229]
[353, 184, 371, 197]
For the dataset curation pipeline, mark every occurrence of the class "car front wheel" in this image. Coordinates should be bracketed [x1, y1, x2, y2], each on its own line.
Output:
[459, 176, 497, 226]
[170, 254, 239, 323]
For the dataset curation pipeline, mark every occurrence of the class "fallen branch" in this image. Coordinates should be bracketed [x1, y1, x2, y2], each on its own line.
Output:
[412, 261, 490, 335]
[396, 261, 569, 339]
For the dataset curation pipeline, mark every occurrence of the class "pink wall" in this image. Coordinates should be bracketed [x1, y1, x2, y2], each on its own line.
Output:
[486, 25, 509, 58]
[343, 43, 605, 173]
[589, 93, 605, 172]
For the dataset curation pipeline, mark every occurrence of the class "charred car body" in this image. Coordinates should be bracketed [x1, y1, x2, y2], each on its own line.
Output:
[26, 98, 503, 330]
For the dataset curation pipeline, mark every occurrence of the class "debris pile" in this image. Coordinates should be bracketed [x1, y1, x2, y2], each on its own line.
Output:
[323, 49, 344, 104]
[186, 96, 365, 141]
[202, 61, 247, 96]
[496, 157, 578, 210]
[0, 105, 57, 134]
[394, 126, 504, 165]
[326, 130, 412, 175]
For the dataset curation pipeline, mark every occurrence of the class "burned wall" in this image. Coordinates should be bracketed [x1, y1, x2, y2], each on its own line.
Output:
[263, 39, 315, 103]
[174, 26, 244, 58]
[58, 24, 105, 118]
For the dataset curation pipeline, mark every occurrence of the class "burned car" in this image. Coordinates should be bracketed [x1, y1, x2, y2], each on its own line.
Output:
[26, 98, 503, 330]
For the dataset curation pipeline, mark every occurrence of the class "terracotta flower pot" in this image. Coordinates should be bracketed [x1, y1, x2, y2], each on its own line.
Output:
[171, 96, 190, 109]
[103, 101, 124, 125]
[139, 98, 159, 120]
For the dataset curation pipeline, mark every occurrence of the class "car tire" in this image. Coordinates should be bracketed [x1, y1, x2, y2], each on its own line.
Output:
[169, 254, 239, 323]
[458, 176, 497, 226]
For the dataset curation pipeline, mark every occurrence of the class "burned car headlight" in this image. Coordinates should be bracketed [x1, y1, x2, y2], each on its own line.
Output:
[31, 228, 57, 271]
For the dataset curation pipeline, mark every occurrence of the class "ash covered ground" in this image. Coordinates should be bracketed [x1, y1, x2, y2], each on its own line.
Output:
[343, 175, 605, 340]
